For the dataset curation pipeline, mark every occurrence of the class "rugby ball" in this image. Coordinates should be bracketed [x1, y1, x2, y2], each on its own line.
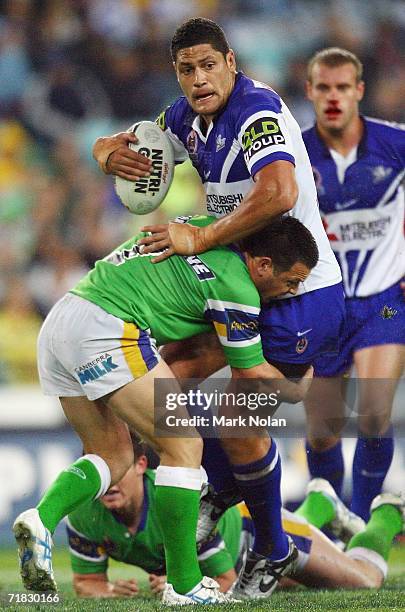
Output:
[115, 121, 174, 215]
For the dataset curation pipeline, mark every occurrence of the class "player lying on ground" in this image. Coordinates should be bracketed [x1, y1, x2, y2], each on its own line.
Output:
[13, 215, 315, 606]
[66, 439, 404, 598]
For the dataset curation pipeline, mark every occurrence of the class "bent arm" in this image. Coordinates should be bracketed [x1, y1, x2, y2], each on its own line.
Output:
[140, 161, 298, 260]
[198, 161, 298, 250]
[231, 361, 313, 404]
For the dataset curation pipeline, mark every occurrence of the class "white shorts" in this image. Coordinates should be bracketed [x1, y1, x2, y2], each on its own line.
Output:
[37, 293, 160, 400]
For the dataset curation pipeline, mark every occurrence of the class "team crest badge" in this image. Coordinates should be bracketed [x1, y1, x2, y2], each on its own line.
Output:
[296, 337, 308, 354]
[380, 305, 397, 319]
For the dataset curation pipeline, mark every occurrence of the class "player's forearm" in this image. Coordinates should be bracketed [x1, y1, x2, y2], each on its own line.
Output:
[201, 169, 298, 249]
[232, 361, 312, 404]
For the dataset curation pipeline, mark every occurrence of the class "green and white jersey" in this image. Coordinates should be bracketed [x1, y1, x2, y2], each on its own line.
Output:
[67, 469, 242, 578]
[71, 216, 265, 369]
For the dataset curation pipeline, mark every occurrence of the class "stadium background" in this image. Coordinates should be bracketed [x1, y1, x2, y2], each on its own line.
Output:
[0, 0, 404, 558]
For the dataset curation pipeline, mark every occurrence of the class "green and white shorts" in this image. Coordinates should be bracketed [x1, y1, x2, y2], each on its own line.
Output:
[37, 293, 160, 400]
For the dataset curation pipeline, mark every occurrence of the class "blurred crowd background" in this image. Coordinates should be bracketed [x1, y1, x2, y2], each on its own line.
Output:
[0, 0, 404, 384]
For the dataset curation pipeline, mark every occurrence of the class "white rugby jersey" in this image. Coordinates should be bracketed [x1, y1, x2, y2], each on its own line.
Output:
[303, 117, 405, 297]
[157, 72, 341, 297]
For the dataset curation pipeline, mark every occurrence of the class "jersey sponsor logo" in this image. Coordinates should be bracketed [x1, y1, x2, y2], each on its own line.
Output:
[67, 525, 106, 560]
[339, 217, 391, 242]
[242, 117, 285, 161]
[133, 148, 168, 195]
[183, 255, 216, 281]
[227, 310, 259, 342]
[75, 354, 119, 385]
[207, 193, 244, 206]
[206, 193, 243, 216]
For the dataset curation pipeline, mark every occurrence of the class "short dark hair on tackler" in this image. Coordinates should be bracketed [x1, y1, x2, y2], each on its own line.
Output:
[240, 216, 319, 272]
[129, 431, 147, 460]
[171, 18, 230, 62]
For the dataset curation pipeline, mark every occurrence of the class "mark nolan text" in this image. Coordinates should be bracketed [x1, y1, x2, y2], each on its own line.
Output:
[166, 415, 287, 428]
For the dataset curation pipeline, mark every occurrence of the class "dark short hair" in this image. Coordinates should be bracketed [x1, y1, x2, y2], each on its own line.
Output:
[240, 216, 319, 272]
[171, 18, 230, 62]
[129, 431, 147, 460]
[307, 47, 363, 83]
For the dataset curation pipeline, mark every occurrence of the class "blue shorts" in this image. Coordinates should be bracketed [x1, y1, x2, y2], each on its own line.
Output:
[317, 281, 405, 376]
[259, 283, 345, 376]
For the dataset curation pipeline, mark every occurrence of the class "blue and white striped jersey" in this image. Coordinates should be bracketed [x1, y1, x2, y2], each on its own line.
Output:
[303, 117, 405, 297]
[157, 72, 341, 296]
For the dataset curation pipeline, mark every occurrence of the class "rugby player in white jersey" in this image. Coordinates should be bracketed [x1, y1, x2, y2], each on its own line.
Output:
[93, 18, 343, 598]
[302, 48, 404, 521]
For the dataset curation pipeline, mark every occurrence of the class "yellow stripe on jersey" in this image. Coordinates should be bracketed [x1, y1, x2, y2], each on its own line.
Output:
[213, 321, 227, 338]
[237, 502, 251, 518]
[121, 322, 149, 378]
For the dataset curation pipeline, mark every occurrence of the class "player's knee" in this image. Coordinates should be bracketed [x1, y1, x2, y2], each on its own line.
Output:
[95, 443, 134, 486]
[358, 413, 391, 437]
[307, 436, 339, 452]
[158, 435, 203, 467]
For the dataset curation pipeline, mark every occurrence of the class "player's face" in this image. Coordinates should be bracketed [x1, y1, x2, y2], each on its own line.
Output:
[101, 459, 145, 512]
[174, 44, 236, 125]
[306, 62, 364, 134]
[259, 260, 311, 301]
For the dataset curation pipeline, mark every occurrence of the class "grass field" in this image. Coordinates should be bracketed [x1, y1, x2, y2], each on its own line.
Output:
[0, 545, 404, 611]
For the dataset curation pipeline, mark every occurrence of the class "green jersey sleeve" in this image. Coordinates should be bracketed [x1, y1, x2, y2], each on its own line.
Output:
[66, 515, 108, 575]
[200, 250, 265, 369]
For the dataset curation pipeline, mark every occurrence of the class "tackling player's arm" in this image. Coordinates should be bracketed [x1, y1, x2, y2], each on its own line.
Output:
[140, 161, 297, 262]
[231, 361, 313, 404]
